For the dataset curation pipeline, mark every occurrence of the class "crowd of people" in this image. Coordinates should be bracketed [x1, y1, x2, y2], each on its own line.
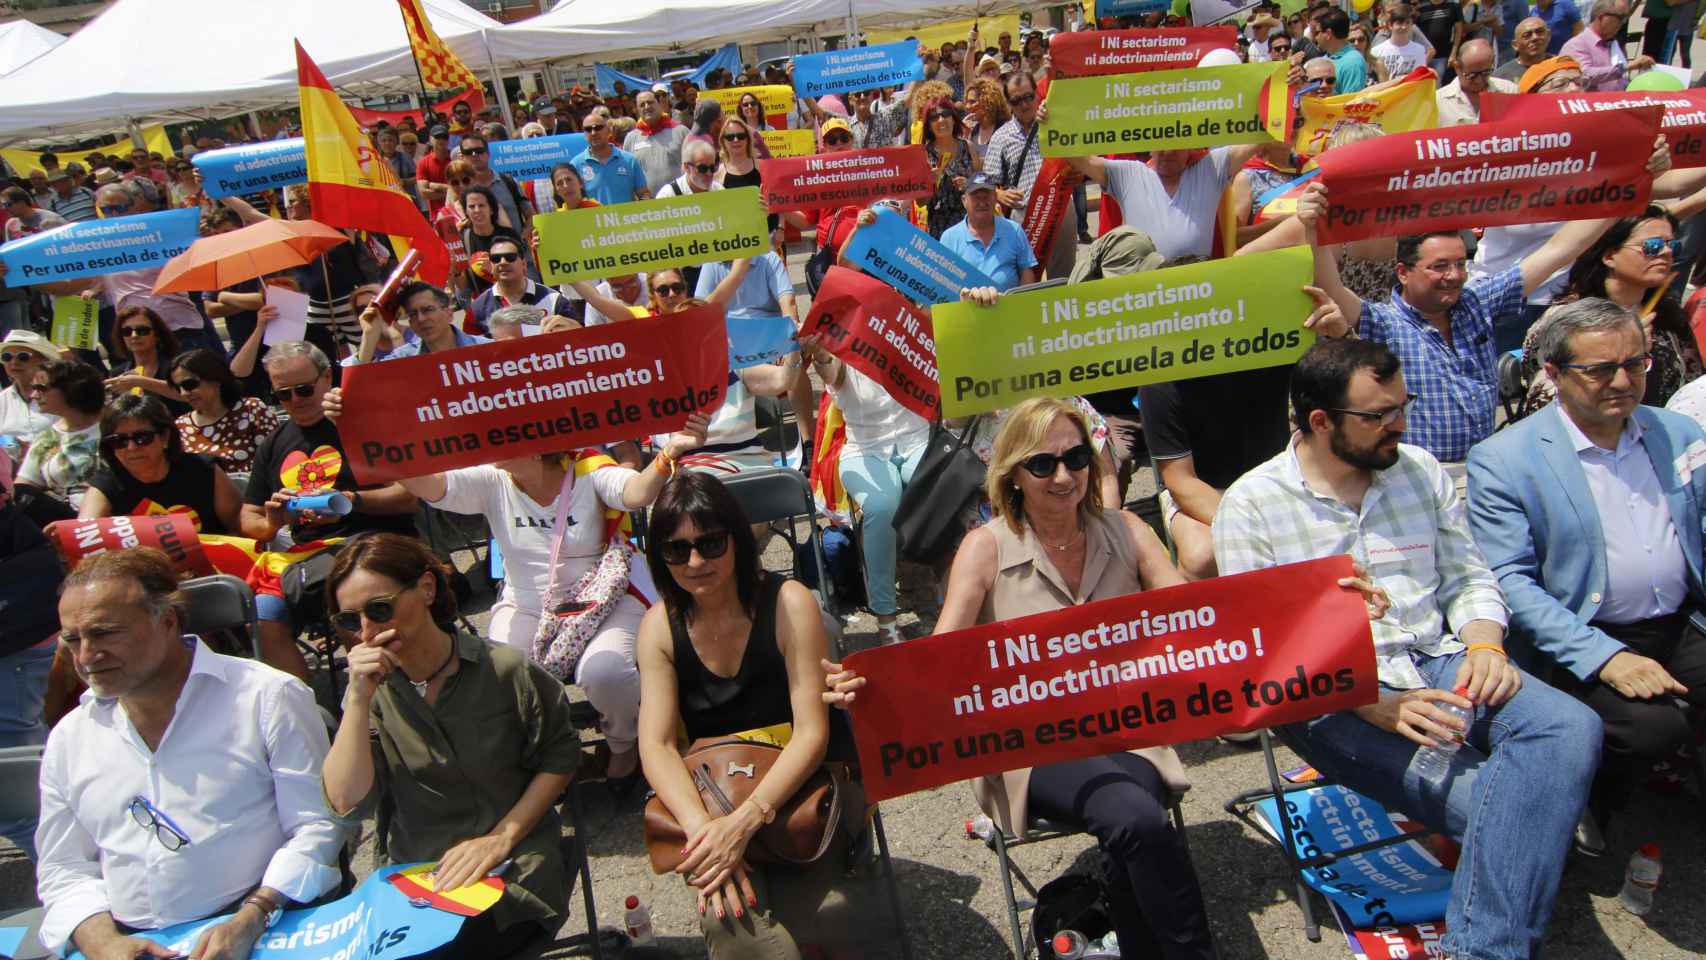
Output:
[0, 2, 1703, 958]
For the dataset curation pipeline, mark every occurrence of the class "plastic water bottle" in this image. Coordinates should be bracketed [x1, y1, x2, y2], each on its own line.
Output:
[1412, 686, 1474, 784]
[1619, 844, 1662, 916]
[1051, 930, 1090, 959]
[624, 894, 655, 946]
[965, 814, 996, 842]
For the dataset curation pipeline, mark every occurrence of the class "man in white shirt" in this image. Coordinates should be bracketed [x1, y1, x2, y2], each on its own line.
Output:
[38, 549, 345, 960]
[1434, 38, 1519, 126]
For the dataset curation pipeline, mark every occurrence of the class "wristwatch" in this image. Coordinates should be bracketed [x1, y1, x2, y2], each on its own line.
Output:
[243, 891, 284, 930]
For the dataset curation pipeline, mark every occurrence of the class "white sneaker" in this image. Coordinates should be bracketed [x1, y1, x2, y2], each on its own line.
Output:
[877, 621, 905, 646]
[1574, 811, 1607, 857]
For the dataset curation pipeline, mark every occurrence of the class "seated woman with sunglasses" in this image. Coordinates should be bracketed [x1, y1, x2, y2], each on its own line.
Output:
[385, 413, 707, 782]
[323, 533, 582, 960]
[638, 472, 870, 958]
[170, 348, 276, 477]
[16, 360, 106, 512]
[82, 393, 243, 537]
[104, 306, 190, 417]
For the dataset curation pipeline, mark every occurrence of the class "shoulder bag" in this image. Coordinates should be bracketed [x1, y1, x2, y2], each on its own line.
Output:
[893, 416, 985, 564]
[804, 207, 852, 297]
[529, 470, 634, 682]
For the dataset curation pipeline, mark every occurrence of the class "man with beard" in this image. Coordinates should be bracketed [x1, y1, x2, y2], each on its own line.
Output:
[1214, 336, 1602, 960]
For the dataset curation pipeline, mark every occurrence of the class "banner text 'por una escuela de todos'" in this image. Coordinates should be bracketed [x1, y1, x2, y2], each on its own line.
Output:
[1042, 61, 1289, 156]
[336, 305, 730, 484]
[534, 186, 769, 284]
[931, 244, 1315, 418]
[846, 556, 1377, 802]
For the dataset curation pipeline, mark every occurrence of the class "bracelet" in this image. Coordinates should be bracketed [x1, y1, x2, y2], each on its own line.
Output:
[1465, 643, 1507, 658]
[654, 451, 674, 475]
[744, 796, 776, 824]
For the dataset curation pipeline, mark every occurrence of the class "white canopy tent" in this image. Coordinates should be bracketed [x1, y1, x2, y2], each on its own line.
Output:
[0, 19, 66, 77]
[487, 0, 1033, 65]
[0, 0, 512, 144]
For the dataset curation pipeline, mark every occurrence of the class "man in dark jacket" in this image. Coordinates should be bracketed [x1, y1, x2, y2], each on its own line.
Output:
[0, 476, 65, 860]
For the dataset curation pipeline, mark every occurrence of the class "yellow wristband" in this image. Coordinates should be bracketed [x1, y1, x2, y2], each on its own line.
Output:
[654, 451, 674, 475]
[1466, 643, 1507, 658]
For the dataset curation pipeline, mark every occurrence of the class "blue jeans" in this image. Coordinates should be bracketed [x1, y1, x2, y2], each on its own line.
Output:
[0, 641, 56, 860]
[839, 443, 924, 616]
[1279, 651, 1601, 960]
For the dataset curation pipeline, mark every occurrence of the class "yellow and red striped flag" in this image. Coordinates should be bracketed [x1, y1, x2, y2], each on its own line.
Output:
[295, 41, 450, 286]
[396, 0, 484, 104]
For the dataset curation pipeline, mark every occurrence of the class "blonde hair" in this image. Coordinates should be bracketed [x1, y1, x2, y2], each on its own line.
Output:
[907, 80, 955, 122]
[718, 117, 754, 165]
[966, 77, 1011, 128]
[985, 397, 1104, 535]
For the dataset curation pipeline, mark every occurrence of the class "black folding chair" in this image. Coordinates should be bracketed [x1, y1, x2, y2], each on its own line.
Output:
[180, 574, 261, 660]
[722, 467, 840, 616]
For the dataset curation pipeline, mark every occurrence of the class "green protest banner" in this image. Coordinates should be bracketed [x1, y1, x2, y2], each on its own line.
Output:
[535, 186, 769, 284]
[50, 295, 100, 351]
[932, 245, 1315, 417]
[1041, 61, 1290, 157]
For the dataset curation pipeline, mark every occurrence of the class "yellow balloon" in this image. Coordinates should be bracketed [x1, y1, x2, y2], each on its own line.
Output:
[1352, 0, 1374, 11]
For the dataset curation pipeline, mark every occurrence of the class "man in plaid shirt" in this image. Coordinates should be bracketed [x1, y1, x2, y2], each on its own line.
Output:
[1214, 338, 1601, 960]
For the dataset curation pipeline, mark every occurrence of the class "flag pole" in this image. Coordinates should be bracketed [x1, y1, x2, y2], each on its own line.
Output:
[396, 2, 437, 122]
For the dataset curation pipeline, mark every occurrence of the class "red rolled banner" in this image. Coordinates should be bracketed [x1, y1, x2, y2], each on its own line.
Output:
[336, 304, 731, 483]
[1313, 107, 1663, 245]
[1048, 27, 1240, 78]
[46, 514, 213, 577]
[1023, 157, 1074, 270]
[799, 266, 940, 420]
[1481, 89, 1706, 169]
[758, 146, 935, 214]
[844, 556, 1377, 803]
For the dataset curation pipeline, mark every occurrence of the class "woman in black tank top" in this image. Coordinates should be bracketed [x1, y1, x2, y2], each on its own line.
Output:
[635, 472, 856, 958]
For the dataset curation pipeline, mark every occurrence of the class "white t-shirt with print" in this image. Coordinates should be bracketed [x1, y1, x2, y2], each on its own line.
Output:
[1371, 38, 1430, 79]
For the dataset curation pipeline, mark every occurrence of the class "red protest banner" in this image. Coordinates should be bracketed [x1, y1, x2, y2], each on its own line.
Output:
[46, 515, 213, 577]
[1023, 157, 1073, 267]
[799, 266, 940, 419]
[844, 556, 1376, 803]
[1049, 27, 1240, 77]
[758, 146, 935, 214]
[1313, 107, 1662, 245]
[337, 304, 730, 484]
[1481, 89, 1706, 168]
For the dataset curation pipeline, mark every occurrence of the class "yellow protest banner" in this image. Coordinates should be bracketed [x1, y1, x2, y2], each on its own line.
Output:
[1294, 71, 1439, 157]
[868, 15, 1021, 52]
[1043, 62, 1289, 156]
[698, 85, 796, 120]
[51, 296, 101, 351]
[760, 129, 817, 158]
[0, 125, 174, 177]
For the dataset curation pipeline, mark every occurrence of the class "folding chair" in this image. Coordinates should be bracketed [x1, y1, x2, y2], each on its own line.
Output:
[1223, 729, 1440, 941]
[0, 745, 45, 830]
[722, 468, 839, 616]
[982, 783, 1190, 958]
[180, 574, 261, 660]
[414, 502, 496, 632]
[556, 779, 616, 960]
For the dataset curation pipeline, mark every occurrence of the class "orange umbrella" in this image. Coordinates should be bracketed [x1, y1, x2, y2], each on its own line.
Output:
[152, 218, 349, 294]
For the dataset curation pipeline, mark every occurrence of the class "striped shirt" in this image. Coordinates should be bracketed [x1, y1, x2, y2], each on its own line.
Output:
[49, 187, 97, 223]
[1213, 437, 1509, 691]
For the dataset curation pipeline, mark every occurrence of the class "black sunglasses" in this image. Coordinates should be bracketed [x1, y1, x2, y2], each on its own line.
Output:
[172, 376, 201, 392]
[0, 352, 40, 364]
[654, 281, 686, 296]
[1019, 443, 1093, 478]
[1008, 92, 1036, 106]
[723, 131, 749, 142]
[489, 251, 522, 263]
[930, 112, 956, 122]
[461, 146, 487, 155]
[583, 123, 608, 132]
[120, 325, 154, 338]
[104, 428, 164, 450]
[331, 586, 412, 634]
[272, 383, 318, 402]
[824, 133, 853, 144]
[690, 162, 716, 174]
[660, 530, 731, 565]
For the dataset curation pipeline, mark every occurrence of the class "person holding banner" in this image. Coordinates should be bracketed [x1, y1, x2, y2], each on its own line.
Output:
[985, 71, 1080, 278]
[105, 306, 189, 415]
[322, 534, 583, 960]
[40, 548, 346, 960]
[1213, 337, 1603, 960]
[922, 99, 978, 238]
[82, 393, 243, 539]
[16, 359, 104, 510]
[938, 174, 1039, 291]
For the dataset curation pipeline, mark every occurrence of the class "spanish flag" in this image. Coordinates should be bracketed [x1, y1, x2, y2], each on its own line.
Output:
[395, 0, 484, 105]
[295, 41, 450, 285]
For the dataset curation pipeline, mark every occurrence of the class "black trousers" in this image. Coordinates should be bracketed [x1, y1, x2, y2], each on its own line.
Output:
[1027, 752, 1217, 960]
[1568, 610, 1706, 815]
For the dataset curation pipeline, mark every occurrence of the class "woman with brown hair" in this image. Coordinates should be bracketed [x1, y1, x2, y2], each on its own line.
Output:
[962, 77, 1011, 165]
[321, 533, 582, 960]
[104, 306, 188, 415]
[921, 97, 976, 237]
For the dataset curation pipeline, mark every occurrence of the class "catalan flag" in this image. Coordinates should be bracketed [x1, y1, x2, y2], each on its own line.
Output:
[295, 41, 450, 285]
[395, 0, 484, 104]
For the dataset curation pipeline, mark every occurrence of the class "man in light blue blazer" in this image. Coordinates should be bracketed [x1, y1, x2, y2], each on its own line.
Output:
[1468, 298, 1706, 846]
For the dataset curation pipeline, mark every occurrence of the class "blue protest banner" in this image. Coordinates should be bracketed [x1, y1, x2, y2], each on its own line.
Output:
[595, 43, 742, 97]
[0, 208, 201, 284]
[1095, 0, 1174, 17]
[192, 138, 308, 199]
[488, 133, 589, 181]
[792, 41, 925, 99]
[61, 864, 477, 960]
[728, 312, 798, 369]
[841, 207, 993, 305]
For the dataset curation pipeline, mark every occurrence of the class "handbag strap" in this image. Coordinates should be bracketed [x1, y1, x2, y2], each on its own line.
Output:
[540, 467, 576, 597]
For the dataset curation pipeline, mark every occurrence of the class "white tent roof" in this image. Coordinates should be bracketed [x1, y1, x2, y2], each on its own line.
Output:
[0, 19, 66, 77]
[0, 0, 508, 143]
[488, 0, 1029, 64]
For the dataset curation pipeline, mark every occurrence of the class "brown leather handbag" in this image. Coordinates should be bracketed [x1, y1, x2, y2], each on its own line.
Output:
[643, 737, 862, 875]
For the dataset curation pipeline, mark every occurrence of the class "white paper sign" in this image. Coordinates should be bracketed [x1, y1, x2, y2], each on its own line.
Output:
[263, 285, 310, 346]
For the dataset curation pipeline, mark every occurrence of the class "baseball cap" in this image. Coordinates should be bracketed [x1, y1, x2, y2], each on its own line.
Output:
[1518, 55, 1581, 94]
[821, 117, 853, 140]
[0, 329, 62, 362]
[428, 123, 450, 139]
[651, 82, 669, 94]
[964, 172, 998, 194]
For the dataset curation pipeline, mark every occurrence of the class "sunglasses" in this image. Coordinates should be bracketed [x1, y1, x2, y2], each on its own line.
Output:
[461, 146, 487, 155]
[120, 326, 154, 338]
[659, 530, 731, 565]
[272, 383, 318, 402]
[331, 586, 413, 634]
[1008, 92, 1036, 106]
[104, 428, 164, 450]
[1019, 443, 1093, 478]
[171, 376, 201, 392]
[1629, 237, 1683, 258]
[0, 352, 40, 364]
[824, 133, 853, 145]
[583, 124, 608, 132]
[930, 112, 955, 122]
[723, 131, 750, 142]
[451, 177, 473, 186]
[99, 204, 132, 216]
[655, 281, 687, 296]
[489, 251, 522, 263]
[690, 162, 716, 174]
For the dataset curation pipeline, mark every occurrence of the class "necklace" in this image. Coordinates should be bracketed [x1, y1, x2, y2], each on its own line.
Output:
[409, 638, 458, 699]
[1030, 520, 1084, 552]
